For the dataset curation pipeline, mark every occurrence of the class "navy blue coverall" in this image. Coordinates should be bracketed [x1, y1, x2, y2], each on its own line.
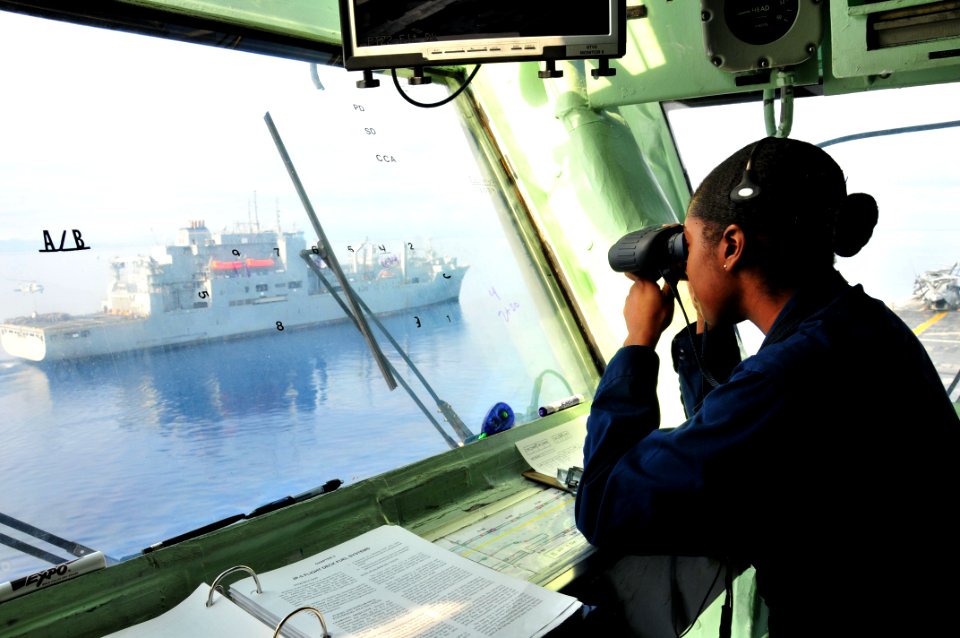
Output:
[575, 272, 960, 635]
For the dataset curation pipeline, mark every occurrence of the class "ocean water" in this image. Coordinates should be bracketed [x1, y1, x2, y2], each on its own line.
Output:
[0, 306, 533, 579]
[0, 243, 591, 582]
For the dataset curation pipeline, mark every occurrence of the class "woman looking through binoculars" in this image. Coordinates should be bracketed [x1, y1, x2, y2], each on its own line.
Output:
[574, 137, 959, 636]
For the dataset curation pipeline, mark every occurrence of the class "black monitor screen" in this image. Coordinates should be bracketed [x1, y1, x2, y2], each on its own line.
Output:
[353, 0, 612, 48]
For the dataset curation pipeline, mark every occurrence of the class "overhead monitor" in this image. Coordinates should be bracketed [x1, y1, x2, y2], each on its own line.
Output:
[338, 0, 627, 71]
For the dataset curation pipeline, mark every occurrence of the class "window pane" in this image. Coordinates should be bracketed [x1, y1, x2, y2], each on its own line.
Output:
[0, 12, 595, 581]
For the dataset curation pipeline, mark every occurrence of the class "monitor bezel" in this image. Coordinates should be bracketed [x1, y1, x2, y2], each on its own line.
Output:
[338, 1, 627, 71]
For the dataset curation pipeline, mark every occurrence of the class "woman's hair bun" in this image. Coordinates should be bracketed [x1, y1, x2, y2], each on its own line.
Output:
[833, 192, 878, 257]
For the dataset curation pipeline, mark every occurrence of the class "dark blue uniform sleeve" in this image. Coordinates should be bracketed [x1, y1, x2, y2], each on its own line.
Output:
[671, 324, 742, 417]
[575, 345, 781, 556]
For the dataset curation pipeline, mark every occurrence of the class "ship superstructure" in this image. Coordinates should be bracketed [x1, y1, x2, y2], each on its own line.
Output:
[0, 221, 467, 362]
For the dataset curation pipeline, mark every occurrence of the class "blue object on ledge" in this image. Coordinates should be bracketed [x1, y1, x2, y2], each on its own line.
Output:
[481, 402, 515, 438]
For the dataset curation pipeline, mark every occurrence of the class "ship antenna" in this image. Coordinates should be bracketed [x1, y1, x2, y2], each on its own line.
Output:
[253, 190, 260, 232]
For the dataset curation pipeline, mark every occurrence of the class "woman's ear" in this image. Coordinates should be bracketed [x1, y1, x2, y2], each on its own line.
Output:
[721, 224, 746, 271]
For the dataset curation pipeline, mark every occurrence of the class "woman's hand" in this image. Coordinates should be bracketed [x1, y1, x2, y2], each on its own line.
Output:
[623, 274, 675, 347]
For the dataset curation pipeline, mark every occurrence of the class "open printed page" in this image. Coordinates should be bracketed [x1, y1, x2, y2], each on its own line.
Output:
[229, 525, 580, 638]
[103, 583, 275, 637]
[515, 417, 587, 478]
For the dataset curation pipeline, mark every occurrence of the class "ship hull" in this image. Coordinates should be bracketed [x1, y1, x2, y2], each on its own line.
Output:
[1, 269, 466, 363]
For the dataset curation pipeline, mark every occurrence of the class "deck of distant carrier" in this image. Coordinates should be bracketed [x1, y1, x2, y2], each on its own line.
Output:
[895, 301, 960, 401]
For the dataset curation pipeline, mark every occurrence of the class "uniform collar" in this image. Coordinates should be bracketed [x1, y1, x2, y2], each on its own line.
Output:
[761, 270, 850, 349]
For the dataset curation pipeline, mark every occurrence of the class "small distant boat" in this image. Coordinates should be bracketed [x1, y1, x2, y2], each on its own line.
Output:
[913, 263, 960, 311]
[0, 220, 468, 362]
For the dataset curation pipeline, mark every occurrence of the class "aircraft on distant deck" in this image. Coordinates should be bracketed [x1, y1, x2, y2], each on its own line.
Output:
[12, 281, 44, 294]
[915, 263, 960, 311]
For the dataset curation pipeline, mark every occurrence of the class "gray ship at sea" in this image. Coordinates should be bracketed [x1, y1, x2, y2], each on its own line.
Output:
[0, 221, 467, 362]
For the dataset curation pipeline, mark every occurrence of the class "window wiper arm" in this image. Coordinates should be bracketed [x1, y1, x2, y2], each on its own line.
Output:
[0, 512, 100, 563]
[299, 252, 463, 448]
[264, 111, 470, 446]
[264, 111, 397, 391]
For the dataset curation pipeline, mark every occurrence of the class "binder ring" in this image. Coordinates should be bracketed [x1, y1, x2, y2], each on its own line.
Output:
[273, 606, 331, 638]
[206, 565, 262, 607]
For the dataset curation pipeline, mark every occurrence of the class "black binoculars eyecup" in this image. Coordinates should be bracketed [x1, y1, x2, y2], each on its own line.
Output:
[608, 224, 687, 283]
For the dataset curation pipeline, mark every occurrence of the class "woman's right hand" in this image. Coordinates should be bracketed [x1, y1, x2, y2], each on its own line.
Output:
[623, 274, 675, 347]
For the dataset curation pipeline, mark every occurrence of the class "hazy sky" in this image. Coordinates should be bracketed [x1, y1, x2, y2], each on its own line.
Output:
[0, 10, 482, 246]
[1, 8, 958, 306]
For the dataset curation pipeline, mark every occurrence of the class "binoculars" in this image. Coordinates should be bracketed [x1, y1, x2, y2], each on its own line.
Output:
[608, 224, 688, 283]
